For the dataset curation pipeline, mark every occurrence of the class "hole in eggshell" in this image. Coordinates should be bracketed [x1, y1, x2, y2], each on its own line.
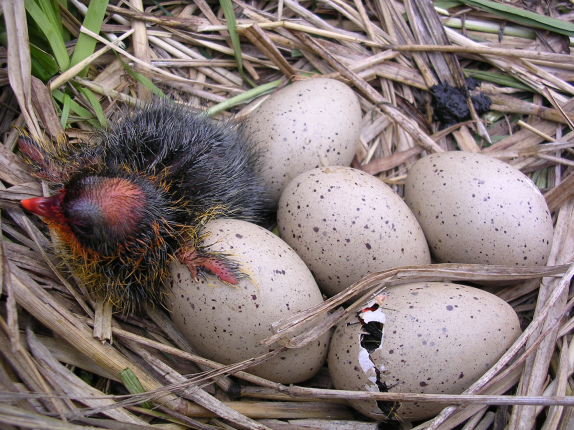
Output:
[359, 307, 384, 352]
[355, 296, 402, 422]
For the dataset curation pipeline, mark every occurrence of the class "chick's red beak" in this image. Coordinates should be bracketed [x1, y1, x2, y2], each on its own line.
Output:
[21, 195, 62, 221]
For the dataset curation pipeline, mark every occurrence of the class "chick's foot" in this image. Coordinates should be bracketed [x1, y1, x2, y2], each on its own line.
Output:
[177, 246, 240, 285]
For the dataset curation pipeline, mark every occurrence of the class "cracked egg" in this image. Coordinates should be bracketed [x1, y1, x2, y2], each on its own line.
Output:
[327, 282, 521, 422]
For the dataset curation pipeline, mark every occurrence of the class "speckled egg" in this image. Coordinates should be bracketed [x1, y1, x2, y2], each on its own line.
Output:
[404, 152, 553, 266]
[277, 166, 431, 297]
[242, 78, 361, 205]
[328, 282, 521, 421]
[166, 219, 330, 384]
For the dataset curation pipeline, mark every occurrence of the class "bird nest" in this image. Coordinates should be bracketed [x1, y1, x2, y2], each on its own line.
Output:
[0, 0, 574, 429]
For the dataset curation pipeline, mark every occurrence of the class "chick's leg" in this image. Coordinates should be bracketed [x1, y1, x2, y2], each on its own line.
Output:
[176, 247, 240, 285]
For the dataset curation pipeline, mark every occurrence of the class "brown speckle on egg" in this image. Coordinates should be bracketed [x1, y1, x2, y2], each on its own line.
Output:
[166, 219, 330, 384]
[328, 282, 520, 422]
[404, 152, 553, 269]
[243, 78, 362, 205]
[278, 167, 431, 297]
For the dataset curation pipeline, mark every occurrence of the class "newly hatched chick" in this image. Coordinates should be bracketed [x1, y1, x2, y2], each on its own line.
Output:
[20, 101, 270, 313]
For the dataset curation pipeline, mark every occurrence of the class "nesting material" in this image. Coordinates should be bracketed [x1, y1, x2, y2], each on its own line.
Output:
[1, 0, 574, 429]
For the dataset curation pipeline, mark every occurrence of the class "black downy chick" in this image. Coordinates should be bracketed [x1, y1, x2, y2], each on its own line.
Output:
[20, 101, 270, 313]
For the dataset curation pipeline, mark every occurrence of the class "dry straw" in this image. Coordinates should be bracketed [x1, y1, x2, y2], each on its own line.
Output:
[0, 0, 573, 429]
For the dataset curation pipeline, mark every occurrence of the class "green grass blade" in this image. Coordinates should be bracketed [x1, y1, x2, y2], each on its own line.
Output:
[219, 0, 256, 87]
[205, 78, 282, 116]
[30, 43, 59, 81]
[122, 62, 166, 99]
[45, 0, 66, 39]
[151, 0, 173, 17]
[79, 87, 106, 127]
[52, 89, 100, 128]
[120, 369, 153, 409]
[464, 69, 533, 91]
[460, 0, 574, 36]
[60, 92, 72, 128]
[24, 23, 51, 52]
[36, 0, 64, 37]
[69, 0, 108, 75]
[52, 0, 72, 42]
[25, 0, 69, 70]
[30, 58, 54, 82]
[433, 1, 463, 9]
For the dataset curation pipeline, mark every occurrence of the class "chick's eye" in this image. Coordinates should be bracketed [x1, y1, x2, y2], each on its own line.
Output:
[64, 197, 101, 239]
[71, 222, 94, 237]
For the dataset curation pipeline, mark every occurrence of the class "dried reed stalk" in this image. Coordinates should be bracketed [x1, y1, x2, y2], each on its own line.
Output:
[1, 0, 573, 429]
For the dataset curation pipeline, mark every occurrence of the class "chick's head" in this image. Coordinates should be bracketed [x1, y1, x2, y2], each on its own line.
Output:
[21, 171, 197, 312]
[23, 174, 169, 254]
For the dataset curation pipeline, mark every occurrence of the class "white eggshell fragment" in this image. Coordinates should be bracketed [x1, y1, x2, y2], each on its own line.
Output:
[167, 219, 329, 384]
[243, 78, 362, 205]
[328, 282, 521, 421]
[404, 152, 553, 266]
[277, 166, 431, 297]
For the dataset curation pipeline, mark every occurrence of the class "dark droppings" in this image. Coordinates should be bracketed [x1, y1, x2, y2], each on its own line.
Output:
[430, 78, 491, 129]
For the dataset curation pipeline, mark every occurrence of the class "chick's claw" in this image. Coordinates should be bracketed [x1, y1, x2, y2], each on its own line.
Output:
[177, 246, 240, 285]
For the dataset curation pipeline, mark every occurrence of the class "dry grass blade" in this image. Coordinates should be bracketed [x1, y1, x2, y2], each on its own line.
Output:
[242, 23, 296, 78]
[106, 4, 206, 31]
[147, 401, 355, 420]
[295, 32, 444, 153]
[26, 329, 147, 425]
[406, 0, 460, 87]
[428, 261, 574, 429]
[263, 263, 568, 348]
[379, 44, 574, 62]
[1, 0, 574, 428]
[0, 403, 100, 430]
[488, 93, 574, 124]
[129, 0, 151, 100]
[545, 173, 574, 212]
[360, 146, 423, 174]
[2, 0, 42, 139]
[285, 387, 574, 407]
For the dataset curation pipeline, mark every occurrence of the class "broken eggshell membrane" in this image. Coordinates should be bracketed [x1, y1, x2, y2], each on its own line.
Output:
[328, 282, 521, 422]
